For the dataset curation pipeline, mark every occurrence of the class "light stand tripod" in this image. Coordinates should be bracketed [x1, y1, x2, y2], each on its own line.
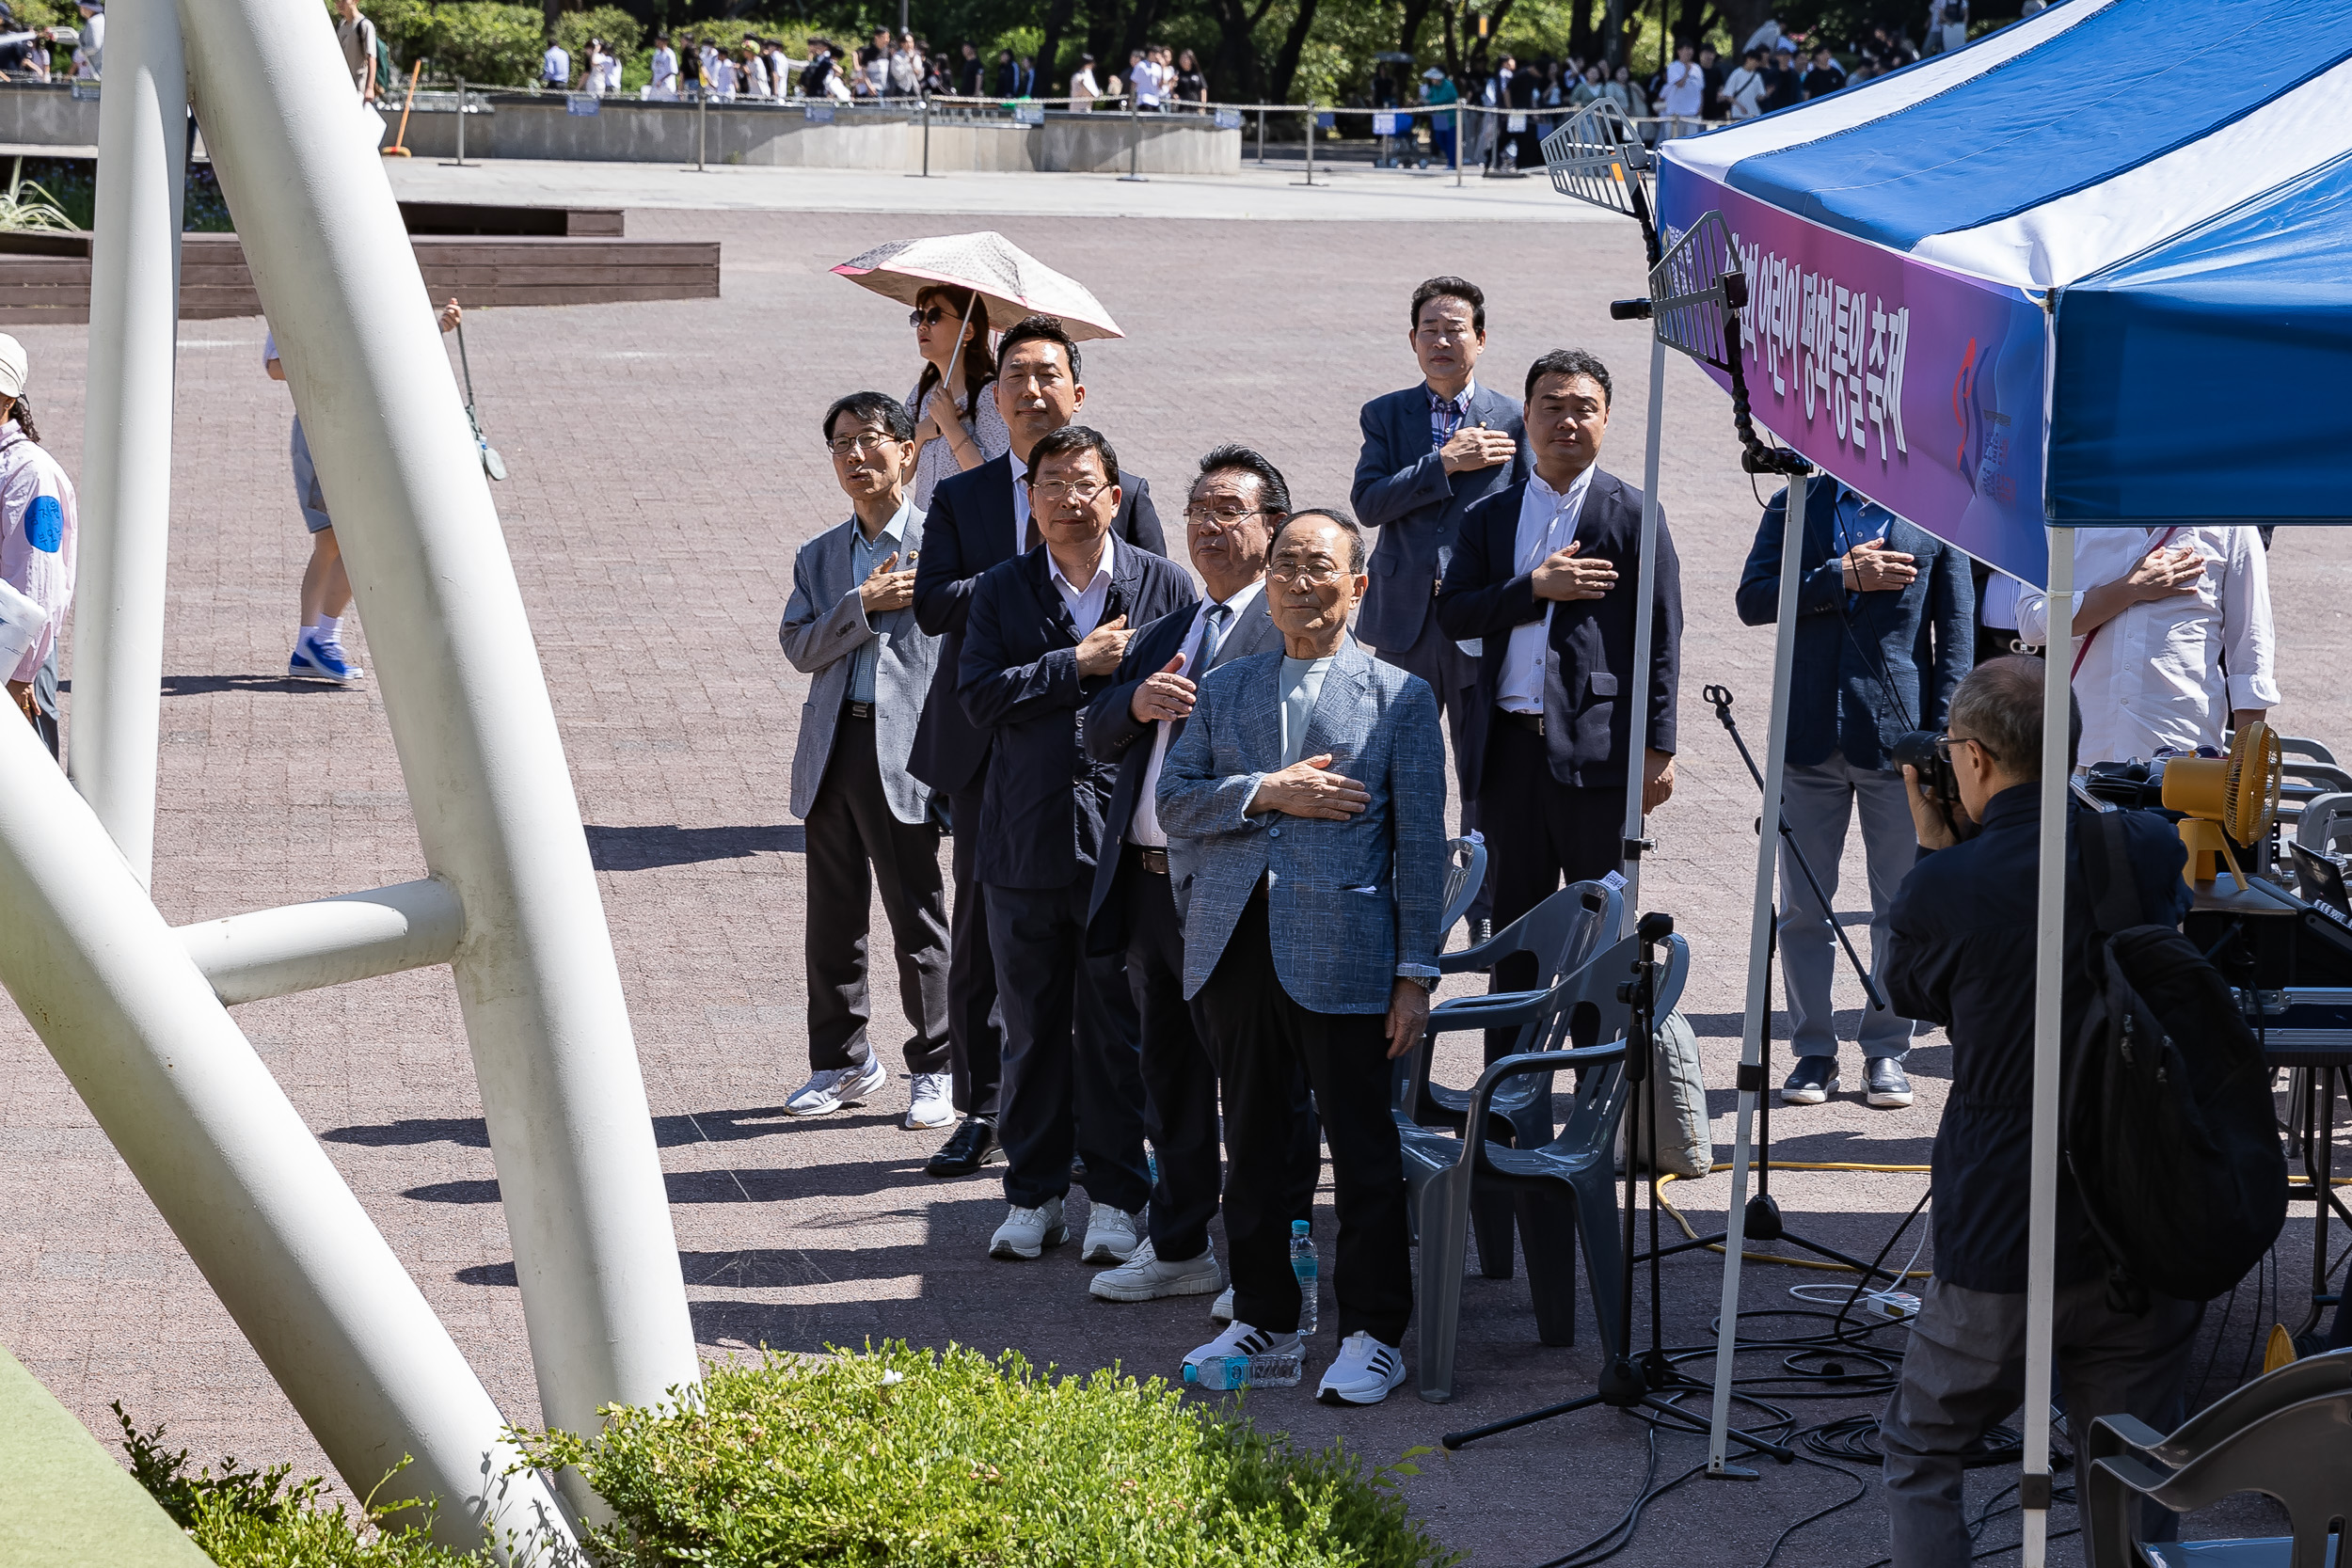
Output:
[1439, 913, 1795, 1465]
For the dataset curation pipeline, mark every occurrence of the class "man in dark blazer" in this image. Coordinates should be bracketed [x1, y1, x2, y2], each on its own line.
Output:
[1736, 479, 1974, 1112]
[909, 315, 1168, 1179]
[1352, 276, 1528, 934]
[1081, 445, 1312, 1314]
[1437, 348, 1681, 1045]
[959, 425, 1197, 1268]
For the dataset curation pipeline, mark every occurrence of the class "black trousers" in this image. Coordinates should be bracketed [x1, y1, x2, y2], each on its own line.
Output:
[985, 878, 1152, 1214]
[945, 786, 1004, 1119]
[1374, 613, 1490, 920]
[1479, 717, 1629, 1060]
[1120, 851, 1321, 1261]
[1200, 886, 1412, 1344]
[803, 714, 950, 1075]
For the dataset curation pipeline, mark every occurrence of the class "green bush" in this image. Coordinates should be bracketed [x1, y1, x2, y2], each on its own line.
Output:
[554, 6, 644, 67]
[114, 1403, 487, 1568]
[338, 0, 544, 86]
[510, 1341, 1463, 1568]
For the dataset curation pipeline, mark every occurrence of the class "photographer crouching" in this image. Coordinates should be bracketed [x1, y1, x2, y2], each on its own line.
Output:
[1878, 657, 2195, 1568]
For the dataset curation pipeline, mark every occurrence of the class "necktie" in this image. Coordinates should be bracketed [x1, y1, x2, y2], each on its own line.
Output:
[1168, 603, 1230, 747]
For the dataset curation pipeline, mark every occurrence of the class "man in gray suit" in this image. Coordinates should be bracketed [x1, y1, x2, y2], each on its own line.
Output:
[1352, 277, 1527, 938]
[1160, 509, 1445, 1408]
[777, 391, 952, 1129]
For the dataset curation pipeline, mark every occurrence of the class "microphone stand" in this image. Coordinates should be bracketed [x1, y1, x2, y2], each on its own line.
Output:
[1440, 914, 1796, 1462]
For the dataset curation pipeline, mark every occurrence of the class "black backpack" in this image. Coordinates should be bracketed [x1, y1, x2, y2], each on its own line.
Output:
[2065, 808, 2287, 1307]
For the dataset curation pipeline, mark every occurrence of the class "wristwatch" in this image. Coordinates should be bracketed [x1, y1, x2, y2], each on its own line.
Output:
[1396, 965, 1439, 991]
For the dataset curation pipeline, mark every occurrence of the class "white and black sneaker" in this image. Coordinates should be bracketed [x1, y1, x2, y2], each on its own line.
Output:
[1865, 1057, 1915, 1108]
[1780, 1055, 1838, 1105]
[1185, 1320, 1302, 1373]
[1315, 1331, 1406, 1406]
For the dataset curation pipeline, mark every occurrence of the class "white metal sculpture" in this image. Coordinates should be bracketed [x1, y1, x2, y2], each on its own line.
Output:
[2, 0, 702, 1551]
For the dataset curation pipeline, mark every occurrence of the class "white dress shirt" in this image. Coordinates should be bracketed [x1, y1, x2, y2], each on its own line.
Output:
[1129, 579, 1265, 847]
[1498, 464, 1597, 714]
[1049, 534, 1118, 639]
[2016, 526, 2279, 767]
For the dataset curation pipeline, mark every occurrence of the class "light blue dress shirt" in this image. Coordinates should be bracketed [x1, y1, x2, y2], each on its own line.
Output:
[848, 500, 914, 705]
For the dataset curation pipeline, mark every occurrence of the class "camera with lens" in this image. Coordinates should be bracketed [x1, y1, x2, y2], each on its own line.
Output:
[1891, 730, 1958, 806]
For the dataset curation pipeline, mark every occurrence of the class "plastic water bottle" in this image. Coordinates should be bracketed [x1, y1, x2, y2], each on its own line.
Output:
[1183, 1350, 1304, 1390]
[1291, 1220, 1319, 1338]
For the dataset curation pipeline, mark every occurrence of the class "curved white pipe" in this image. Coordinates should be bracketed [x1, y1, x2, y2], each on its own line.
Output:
[176, 879, 464, 1005]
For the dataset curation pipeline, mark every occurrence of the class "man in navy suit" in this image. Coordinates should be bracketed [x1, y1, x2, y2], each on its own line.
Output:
[910, 315, 1168, 1179]
[1352, 276, 1528, 936]
[959, 424, 1197, 1266]
[1736, 479, 1974, 1111]
[1437, 349, 1680, 1047]
[1082, 445, 1313, 1316]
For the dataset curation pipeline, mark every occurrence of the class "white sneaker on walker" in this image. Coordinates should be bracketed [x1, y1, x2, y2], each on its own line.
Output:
[989, 1196, 1068, 1259]
[1315, 1331, 1407, 1406]
[1185, 1320, 1300, 1371]
[785, 1057, 885, 1117]
[1080, 1204, 1142, 1264]
[1091, 1239, 1221, 1302]
[904, 1072, 954, 1130]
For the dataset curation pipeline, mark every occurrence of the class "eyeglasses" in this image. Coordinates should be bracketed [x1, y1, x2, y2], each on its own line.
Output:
[1183, 504, 1264, 531]
[1267, 561, 1346, 586]
[1029, 479, 1110, 507]
[827, 432, 896, 457]
[908, 306, 958, 327]
[1934, 734, 2001, 763]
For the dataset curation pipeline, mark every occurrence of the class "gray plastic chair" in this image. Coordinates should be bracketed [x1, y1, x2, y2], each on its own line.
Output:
[1404, 931, 1690, 1403]
[1403, 880, 1621, 1149]
[2087, 1348, 2352, 1568]
[1438, 835, 1488, 942]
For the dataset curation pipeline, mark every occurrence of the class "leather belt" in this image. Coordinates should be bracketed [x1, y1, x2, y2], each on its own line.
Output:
[1127, 844, 1169, 875]
[843, 700, 875, 720]
[1498, 708, 1545, 735]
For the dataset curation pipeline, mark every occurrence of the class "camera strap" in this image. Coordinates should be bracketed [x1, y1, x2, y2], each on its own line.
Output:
[2069, 527, 2178, 678]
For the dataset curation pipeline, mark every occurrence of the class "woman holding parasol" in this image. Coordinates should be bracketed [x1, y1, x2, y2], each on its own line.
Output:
[906, 285, 1009, 510]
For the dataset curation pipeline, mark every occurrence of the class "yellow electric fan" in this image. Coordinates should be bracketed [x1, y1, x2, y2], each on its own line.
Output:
[2159, 720, 2283, 886]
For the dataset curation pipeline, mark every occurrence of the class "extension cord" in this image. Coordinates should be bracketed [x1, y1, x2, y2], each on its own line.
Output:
[1858, 1289, 1920, 1325]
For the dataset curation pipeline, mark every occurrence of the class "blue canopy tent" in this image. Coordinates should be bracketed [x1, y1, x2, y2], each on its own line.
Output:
[1638, 2, 2352, 1556]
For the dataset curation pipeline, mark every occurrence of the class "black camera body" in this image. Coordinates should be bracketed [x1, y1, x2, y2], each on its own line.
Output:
[1891, 730, 1957, 806]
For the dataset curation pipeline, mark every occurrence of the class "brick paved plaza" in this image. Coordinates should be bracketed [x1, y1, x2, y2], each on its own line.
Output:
[2, 180, 2347, 1563]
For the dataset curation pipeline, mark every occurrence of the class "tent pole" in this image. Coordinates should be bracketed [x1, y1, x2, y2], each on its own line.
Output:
[1707, 468, 1810, 1475]
[1616, 332, 1668, 931]
[2022, 527, 2074, 1567]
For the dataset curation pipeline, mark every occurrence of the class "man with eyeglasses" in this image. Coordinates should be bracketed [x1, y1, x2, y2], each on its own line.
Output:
[911, 315, 1168, 1180]
[958, 424, 1197, 1267]
[776, 392, 952, 1128]
[1082, 446, 1308, 1316]
[1877, 656, 2195, 1568]
[1160, 508, 1444, 1407]
[1735, 479, 1974, 1111]
[1352, 276, 1528, 943]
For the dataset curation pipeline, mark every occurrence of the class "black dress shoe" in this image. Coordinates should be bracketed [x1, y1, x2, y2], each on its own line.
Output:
[926, 1117, 999, 1178]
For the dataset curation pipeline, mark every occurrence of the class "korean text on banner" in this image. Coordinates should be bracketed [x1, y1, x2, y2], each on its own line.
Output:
[1655, 166, 2053, 589]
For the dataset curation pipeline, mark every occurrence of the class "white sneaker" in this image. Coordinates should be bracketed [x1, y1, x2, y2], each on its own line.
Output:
[785, 1057, 885, 1117]
[1315, 1331, 1407, 1406]
[989, 1196, 1068, 1260]
[1091, 1239, 1221, 1302]
[1210, 1286, 1235, 1324]
[904, 1072, 954, 1130]
[1185, 1320, 1301, 1371]
[1080, 1204, 1142, 1264]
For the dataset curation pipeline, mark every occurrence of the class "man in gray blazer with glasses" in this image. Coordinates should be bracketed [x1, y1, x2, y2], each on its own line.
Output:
[778, 391, 951, 1132]
[1159, 508, 1445, 1409]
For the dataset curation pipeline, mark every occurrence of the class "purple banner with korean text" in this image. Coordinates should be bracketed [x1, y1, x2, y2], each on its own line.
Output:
[1656, 164, 2052, 588]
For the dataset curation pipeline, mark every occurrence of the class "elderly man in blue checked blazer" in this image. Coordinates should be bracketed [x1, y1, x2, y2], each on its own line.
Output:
[1157, 507, 1445, 1408]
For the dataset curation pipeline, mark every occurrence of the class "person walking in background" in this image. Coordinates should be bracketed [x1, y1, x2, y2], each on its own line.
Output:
[0, 337, 75, 761]
[1759, 45, 1802, 112]
[648, 33, 677, 98]
[1601, 64, 1647, 119]
[540, 32, 568, 89]
[1352, 276, 1527, 942]
[1419, 68, 1459, 170]
[1070, 53, 1102, 107]
[1162, 509, 1444, 1408]
[859, 27, 890, 97]
[959, 425, 1197, 1267]
[1720, 47, 1766, 119]
[1172, 49, 1206, 106]
[906, 285, 1007, 510]
[1698, 45, 1726, 121]
[890, 32, 923, 98]
[778, 392, 952, 1131]
[957, 40, 982, 97]
[2013, 528, 2276, 768]
[909, 315, 1168, 1181]
[993, 49, 1019, 99]
[266, 298, 461, 686]
[1083, 446, 1298, 1312]
[1436, 349, 1680, 1058]
[1801, 43, 1847, 100]
[1661, 40, 1705, 135]
[1735, 480, 1974, 1112]
[334, 0, 374, 102]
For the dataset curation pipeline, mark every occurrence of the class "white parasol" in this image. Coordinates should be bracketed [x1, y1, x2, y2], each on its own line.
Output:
[831, 230, 1124, 341]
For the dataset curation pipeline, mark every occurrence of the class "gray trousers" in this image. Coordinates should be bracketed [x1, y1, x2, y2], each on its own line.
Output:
[1777, 752, 1916, 1060]
[1881, 1275, 2199, 1568]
